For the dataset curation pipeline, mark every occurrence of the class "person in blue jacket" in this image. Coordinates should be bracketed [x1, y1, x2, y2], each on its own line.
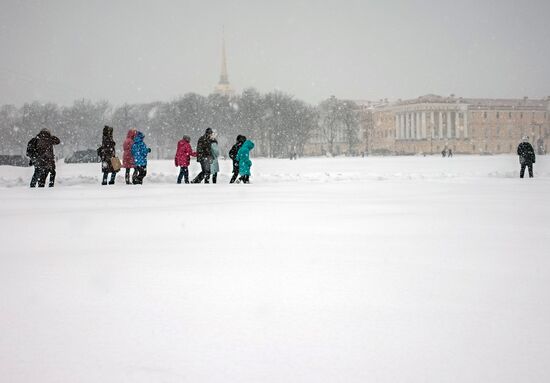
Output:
[236, 139, 254, 184]
[131, 131, 151, 184]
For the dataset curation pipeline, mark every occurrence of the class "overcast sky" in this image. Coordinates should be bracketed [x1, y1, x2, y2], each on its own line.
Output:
[0, 0, 549, 106]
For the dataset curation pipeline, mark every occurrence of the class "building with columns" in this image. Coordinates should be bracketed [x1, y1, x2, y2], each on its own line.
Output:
[367, 95, 550, 155]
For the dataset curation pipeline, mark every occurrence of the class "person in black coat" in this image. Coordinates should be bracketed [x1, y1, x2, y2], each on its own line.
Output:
[28, 129, 60, 187]
[229, 135, 246, 183]
[517, 136, 536, 178]
[97, 126, 118, 185]
[191, 128, 213, 184]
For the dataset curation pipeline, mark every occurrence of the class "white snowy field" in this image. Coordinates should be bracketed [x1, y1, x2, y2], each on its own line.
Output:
[1, 155, 550, 383]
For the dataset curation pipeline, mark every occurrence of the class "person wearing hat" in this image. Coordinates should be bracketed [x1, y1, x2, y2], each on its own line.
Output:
[97, 125, 119, 185]
[131, 131, 151, 184]
[123, 129, 138, 184]
[229, 135, 246, 183]
[192, 128, 213, 183]
[27, 128, 60, 187]
[517, 136, 536, 178]
[174, 134, 196, 184]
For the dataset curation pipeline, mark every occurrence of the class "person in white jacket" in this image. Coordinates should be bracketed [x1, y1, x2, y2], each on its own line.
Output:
[210, 131, 220, 184]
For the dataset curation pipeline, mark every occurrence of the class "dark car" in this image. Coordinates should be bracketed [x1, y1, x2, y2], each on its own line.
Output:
[65, 149, 101, 164]
[0, 155, 30, 167]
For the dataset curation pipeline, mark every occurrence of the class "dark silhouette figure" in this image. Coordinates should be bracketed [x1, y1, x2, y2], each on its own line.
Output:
[229, 135, 246, 183]
[517, 137, 536, 178]
[27, 129, 60, 187]
[192, 128, 213, 184]
[97, 126, 119, 185]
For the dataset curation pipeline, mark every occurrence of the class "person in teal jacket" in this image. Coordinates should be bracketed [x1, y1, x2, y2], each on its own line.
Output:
[236, 139, 254, 183]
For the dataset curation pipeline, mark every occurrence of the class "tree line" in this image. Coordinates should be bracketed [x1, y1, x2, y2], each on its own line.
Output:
[0, 89, 361, 159]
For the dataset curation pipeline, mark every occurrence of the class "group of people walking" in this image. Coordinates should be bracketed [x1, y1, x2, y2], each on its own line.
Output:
[98, 126, 151, 185]
[175, 128, 255, 184]
[96, 126, 255, 186]
[24, 128, 538, 187]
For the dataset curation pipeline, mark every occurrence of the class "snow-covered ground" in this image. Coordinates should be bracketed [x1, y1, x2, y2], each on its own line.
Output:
[1, 155, 549, 383]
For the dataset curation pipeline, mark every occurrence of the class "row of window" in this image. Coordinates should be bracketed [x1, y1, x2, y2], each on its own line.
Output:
[481, 111, 548, 120]
[470, 126, 549, 138]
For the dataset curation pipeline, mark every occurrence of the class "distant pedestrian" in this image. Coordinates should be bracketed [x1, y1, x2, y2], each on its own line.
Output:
[191, 128, 213, 184]
[236, 139, 255, 184]
[229, 135, 246, 183]
[441, 149, 447, 157]
[131, 131, 151, 184]
[97, 126, 119, 185]
[210, 131, 220, 184]
[447, 148, 453, 157]
[174, 135, 196, 184]
[517, 136, 536, 178]
[123, 129, 138, 184]
[27, 129, 60, 187]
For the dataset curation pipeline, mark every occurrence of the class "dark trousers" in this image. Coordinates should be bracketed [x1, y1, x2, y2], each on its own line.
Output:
[520, 163, 534, 178]
[192, 159, 211, 183]
[30, 166, 40, 187]
[239, 175, 250, 184]
[212, 173, 217, 184]
[125, 168, 137, 184]
[37, 167, 56, 187]
[133, 166, 147, 184]
[177, 166, 189, 184]
[230, 163, 239, 183]
[102, 171, 116, 185]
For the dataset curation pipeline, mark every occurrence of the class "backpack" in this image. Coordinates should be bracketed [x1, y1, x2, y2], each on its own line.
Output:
[26, 137, 38, 159]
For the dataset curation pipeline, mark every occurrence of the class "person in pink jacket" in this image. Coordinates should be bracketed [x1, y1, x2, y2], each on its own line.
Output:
[123, 129, 137, 184]
[175, 135, 197, 184]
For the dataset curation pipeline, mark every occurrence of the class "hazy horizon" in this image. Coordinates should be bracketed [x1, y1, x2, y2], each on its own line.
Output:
[1, 0, 549, 107]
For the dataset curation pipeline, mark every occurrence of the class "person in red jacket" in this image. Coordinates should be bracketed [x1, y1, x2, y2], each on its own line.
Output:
[123, 129, 137, 184]
[175, 135, 197, 184]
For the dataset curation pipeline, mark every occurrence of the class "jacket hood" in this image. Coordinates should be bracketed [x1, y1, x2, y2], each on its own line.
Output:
[127, 129, 137, 139]
[38, 129, 51, 138]
[103, 125, 113, 137]
[134, 132, 145, 142]
[242, 140, 255, 150]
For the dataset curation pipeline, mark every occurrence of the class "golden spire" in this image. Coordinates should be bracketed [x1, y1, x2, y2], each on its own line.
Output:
[219, 28, 229, 85]
[214, 26, 234, 96]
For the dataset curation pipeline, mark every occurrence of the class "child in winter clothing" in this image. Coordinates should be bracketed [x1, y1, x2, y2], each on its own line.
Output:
[229, 135, 246, 183]
[236, 139, 255, 184]
[123, 129, 137, 184]
[174, 135, 197, 184]
[97, 125, 118, 185]
[131, 131, 151, 184]
[210, 131, 220, 184]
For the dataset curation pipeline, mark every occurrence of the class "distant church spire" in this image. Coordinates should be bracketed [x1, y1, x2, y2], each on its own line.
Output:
[219, 34, 229, 85]
[214, 27, 234, 96]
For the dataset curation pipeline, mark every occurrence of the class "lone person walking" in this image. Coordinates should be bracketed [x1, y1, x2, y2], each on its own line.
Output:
[27, 129, 60, 187]
[517, 136, 536, 178]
